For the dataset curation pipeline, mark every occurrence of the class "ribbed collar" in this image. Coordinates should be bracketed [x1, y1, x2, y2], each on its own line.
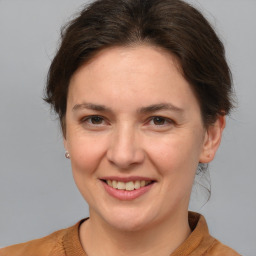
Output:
[63, 218, 88, 256]
[171, 212, 215, 255]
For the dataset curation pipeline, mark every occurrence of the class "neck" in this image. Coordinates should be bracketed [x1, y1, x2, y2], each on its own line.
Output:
[79, 210, 191, 256]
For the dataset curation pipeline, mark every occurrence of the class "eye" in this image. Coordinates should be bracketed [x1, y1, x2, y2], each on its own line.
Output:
[89, 116, 104, 125]
[149, 116, 173, 126]
[81, 115, 106, 126]
[151, 117, 167, 125]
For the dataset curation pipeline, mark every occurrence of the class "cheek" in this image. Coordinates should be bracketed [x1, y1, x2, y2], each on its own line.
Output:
[69, 135, 107, 176]
[68, 136, 108, 204]
[146, 134, 201, 178]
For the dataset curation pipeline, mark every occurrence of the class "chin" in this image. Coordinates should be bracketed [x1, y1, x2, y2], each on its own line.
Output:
[99, 205, 159, 232]
[109, 216, 149, 232]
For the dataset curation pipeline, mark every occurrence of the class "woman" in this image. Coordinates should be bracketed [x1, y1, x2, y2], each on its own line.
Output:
[0, 0, 240, 255]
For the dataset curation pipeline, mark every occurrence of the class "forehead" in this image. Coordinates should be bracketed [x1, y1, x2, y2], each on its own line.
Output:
[75, 44, 182, 78]
[68, 45, 200, 114]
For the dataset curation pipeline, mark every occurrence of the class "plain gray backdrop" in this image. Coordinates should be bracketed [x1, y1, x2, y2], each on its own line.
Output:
[0, 0, 255, 255]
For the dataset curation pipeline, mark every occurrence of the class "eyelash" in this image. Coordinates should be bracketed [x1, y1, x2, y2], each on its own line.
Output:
[80, 115, 107, 126]
[80, 115, 174, 128]
[147, 116, 174, 126]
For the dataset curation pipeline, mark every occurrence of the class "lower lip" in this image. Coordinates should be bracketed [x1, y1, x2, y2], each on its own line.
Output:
[101, 181, 154, 201]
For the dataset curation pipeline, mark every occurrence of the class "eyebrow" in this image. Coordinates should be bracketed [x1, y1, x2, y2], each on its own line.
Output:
[138, 103, 184, 114]
[72, 103, 112, 113]
[72, 102, 184, 114]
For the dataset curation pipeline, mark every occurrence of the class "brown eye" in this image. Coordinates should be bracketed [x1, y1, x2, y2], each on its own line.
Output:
[90, 116, 104, 124]
[152, 117, 166, 125]
[82, 115, 105, 126]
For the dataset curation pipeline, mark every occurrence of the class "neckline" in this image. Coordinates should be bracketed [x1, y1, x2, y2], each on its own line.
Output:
[62, 212, 212, 256]
[63, 218, 88, 256]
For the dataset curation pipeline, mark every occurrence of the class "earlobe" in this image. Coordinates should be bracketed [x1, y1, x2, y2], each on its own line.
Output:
[63, 139, 71, 159]
[199, 116, 226, 163]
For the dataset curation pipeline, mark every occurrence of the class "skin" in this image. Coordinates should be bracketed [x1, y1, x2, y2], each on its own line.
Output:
[64, 45, 225, 256]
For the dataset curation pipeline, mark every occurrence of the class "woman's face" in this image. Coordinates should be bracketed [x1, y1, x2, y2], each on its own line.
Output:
[64, 45, 223, 231]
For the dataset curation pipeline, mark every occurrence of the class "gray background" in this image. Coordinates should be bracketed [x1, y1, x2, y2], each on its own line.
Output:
[0, 0, 255, 255]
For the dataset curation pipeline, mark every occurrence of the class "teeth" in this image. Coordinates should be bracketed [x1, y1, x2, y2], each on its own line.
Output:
[117, 181, 126, 190]
[105, 179, 152, 191]
[112, 180, 118, 189]
[134, 180, 141, 189]
[125, 181, 135, 191]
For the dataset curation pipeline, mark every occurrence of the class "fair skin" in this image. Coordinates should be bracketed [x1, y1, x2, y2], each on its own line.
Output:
[64, 45, 225, 256]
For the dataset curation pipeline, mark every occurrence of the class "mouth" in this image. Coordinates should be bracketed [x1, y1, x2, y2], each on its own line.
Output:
[101, 179, 155, 191]
[99, 177, 156, 200]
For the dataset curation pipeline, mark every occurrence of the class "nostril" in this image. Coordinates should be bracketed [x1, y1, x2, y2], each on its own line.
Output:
[107, 147, 145, 169]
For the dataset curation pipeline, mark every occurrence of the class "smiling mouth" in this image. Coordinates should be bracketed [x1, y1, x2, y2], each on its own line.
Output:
[101, 179, 155, 191]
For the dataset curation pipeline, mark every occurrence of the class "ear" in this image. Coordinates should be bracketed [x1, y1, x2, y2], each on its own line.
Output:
[199, 115, 226, 163]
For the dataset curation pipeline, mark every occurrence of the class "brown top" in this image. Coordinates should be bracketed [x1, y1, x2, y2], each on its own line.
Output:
[0, 212, 240, 256]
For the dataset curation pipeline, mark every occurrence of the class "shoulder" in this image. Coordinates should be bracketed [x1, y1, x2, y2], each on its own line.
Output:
[205, 239, 241, 256]
[0, 220, 82, 256]
[186, 212, 241, 256]
[0, 229, 66, 256]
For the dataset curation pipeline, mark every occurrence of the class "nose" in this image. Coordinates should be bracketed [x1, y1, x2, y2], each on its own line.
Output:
[106, 125, 145, 169]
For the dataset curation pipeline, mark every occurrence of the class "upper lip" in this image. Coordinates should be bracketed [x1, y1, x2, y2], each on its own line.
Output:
[100, 176, 156, 182]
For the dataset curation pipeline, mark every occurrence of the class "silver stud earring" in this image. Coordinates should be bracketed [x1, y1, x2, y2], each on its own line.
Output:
[65, 151, 70, 159]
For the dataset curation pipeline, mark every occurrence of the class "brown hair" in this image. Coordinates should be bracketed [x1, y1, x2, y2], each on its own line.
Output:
[44, 0, 233, 134]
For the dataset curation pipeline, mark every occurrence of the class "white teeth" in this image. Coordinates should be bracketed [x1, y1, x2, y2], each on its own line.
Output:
[112, 180, 118, 189]
[125, 181, 135, 191]
[134, 180, 141, 189]
[105, 179, 152, 190]
[117, 181, 126, 190]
